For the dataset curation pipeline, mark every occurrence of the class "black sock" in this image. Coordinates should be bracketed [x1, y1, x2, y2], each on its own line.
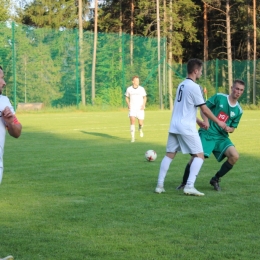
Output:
[215, 161, 233, 179]
[182, 163, 190, 184]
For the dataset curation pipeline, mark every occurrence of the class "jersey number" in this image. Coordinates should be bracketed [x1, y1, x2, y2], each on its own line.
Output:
[177, 85, 184, 102]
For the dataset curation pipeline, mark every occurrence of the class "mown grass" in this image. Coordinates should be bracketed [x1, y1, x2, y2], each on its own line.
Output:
[0, 110, 259, 259]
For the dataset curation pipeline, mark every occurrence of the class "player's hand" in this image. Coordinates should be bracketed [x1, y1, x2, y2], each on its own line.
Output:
[2, 106, 14, 124]
[140, 105, 145, 110]
[196, 119, 209, 130]
[201, 121, 209, 130]
[217, 120, 226, 130]
[224, 126, 234, 133]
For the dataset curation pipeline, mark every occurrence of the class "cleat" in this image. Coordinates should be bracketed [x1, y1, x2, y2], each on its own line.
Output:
[155, 186, 165, 194]
[176, 183, 185, 190]
[140, 130, 144, 137]
[210, 177, 221, 191]
[131, 138, 135, 143]
[183, 186, 205, 196]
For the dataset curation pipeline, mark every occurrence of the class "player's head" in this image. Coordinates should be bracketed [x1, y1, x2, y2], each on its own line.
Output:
[0, 66, 6, 95]
[231, 79, 245, 100]
[187, 59, 203, 80]
[132, 75, 139, 87]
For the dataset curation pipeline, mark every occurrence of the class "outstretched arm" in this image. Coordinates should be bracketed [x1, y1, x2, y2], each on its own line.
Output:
[200, 104, 226, 130]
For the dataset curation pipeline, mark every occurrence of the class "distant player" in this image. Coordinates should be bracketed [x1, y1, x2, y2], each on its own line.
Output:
[155, 59, 227, 196]
[0, 66, 22, 184]
[125, 76, 147, 142]
[176, 79, 245, 191]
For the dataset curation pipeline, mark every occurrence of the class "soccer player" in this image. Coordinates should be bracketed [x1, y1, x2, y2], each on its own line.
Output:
[125, 75, 147, 142]
[154, 58, 226, 196]
[0, 66, 22, 184]
[176, 79, 245, 191]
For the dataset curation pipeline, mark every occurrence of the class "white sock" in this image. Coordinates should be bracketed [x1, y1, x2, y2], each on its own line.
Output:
[157, 156, 172, 186]
[130, 125, 135, 139]
[186, 157, 204, 187]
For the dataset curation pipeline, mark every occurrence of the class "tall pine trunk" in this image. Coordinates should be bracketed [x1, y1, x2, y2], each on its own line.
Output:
[226, 0, 233, 94]
[92, 0, 98, 105]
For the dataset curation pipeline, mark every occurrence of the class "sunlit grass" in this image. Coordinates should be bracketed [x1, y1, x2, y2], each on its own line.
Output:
[0, 110, 259, 259]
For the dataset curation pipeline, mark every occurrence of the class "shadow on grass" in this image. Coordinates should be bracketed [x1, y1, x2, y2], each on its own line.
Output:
[80, 130, 124, 140]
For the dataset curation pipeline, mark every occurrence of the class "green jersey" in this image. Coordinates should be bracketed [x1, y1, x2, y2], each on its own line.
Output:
[200, 93, 243, 137]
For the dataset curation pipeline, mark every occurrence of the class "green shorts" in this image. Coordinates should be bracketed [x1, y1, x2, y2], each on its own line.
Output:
[199, 130, 234, 162]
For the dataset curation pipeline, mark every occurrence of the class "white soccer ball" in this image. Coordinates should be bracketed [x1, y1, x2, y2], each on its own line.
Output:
[145, 150, 157, 162]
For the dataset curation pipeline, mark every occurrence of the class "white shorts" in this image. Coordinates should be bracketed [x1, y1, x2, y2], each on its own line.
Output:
[128, 109, 145, 120]
[166, 132, 203, 154]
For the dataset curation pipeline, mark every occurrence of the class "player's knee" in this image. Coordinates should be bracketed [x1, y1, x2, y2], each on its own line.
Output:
[229, 152, 239, 164]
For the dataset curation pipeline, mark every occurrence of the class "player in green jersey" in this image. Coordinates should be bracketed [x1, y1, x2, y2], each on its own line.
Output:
[176, 79, 245, 191]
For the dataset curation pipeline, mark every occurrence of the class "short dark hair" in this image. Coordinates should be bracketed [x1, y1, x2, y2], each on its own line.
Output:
[132, 75, 139, 81]
[233, 79, 245, 86]
[0, 66, 2, 70]
[187, 59, 203, 74]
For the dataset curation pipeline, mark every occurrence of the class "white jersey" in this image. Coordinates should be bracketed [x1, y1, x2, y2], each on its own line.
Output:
[169, 78, 205, 135]
[0, 95, 15, 151]
[125, 86, 146, 110]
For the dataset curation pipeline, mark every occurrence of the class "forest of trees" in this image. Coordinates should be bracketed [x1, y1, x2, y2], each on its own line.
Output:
[0, 0, 259, 108]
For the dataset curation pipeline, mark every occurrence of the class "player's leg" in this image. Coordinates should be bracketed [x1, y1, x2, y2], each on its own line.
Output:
[137, 110, 145, 137]
[176, 130, 214, 190]
[129, 114, 136, 142]
[177, 134, 205, 196]
[176, 157, 193, 190]
[184, 153, 205, 196]
[210, 145, 238, 190]
[155, 133, 178, 193]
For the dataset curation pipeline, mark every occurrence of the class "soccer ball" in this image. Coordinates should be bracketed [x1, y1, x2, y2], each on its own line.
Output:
[145, 150, 157, 162]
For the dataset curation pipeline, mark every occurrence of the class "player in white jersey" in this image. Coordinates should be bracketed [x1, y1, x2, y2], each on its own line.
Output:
[125, 76, 147, 142]
[155, 59, 226, 196]
[0, 66, 22, 184]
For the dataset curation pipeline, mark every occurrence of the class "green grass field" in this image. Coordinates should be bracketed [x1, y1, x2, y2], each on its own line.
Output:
[0, 110, 260, 259]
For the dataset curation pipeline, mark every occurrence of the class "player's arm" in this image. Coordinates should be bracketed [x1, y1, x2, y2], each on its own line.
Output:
[141, 96, 147, 110]
[199, 104, 226, 129]
[196, 117, 208, 129]
[198, 110, 209, 129]
[2, 107, 22, 138]
[125, 96, 130, 109]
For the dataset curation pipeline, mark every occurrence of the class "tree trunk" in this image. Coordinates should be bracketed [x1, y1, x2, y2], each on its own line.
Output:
[247, 1, 251, 104]
[226, 0, 233, 94]
[203, 2, 208, 80]
[91, 0, 98, 105]
[78, 0, 85, 105]
[253, 0, 256, 105]
[168, 0, 173, 110]
[130, 0, 134, 65]
[156, 0, 162, 109]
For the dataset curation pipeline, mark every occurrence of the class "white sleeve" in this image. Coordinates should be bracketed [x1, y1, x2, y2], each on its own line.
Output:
[193, 86, 205, 106]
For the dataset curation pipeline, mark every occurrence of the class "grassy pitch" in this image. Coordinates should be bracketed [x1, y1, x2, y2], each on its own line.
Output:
[0, 110, 259, 259]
